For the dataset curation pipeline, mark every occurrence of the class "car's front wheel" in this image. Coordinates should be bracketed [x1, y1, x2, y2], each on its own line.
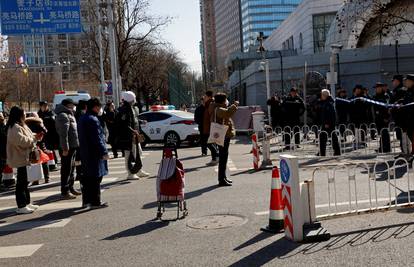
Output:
[164, 131, 180, 147]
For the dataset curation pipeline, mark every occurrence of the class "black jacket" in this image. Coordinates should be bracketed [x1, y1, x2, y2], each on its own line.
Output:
[38, 109, 59, 149]
[115, 102, 140, 150]
[372, 93, 390, 128]
[194, 104, 205, 132]
[390, 85, 407, 128]
[281, 95, 305, 127]
[267, 98, 282, 127]
[0, 123, 6, 160]
[335, 99, 349, 125]
[318, 97, 336, 130]
[348, 95, 370, 126]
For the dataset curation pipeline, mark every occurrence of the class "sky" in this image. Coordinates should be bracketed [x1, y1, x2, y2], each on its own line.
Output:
[148, 0, 202, 74]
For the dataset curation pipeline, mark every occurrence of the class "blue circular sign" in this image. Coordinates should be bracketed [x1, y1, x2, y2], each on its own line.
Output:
[280, 159, 290, 184]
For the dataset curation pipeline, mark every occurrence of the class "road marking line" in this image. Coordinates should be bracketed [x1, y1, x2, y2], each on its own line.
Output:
[0, 202, 83, 214]
[255, 197, 398, 216]
[0, 244, 43, 259]
[108, 171, 127, 175]
[0, 219, 71, 232]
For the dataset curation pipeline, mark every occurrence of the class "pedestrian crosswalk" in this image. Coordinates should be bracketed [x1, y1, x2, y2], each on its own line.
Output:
[0, 244, 43, 259]
[0, 153, 143, 261]
[214, 158, 251, 173]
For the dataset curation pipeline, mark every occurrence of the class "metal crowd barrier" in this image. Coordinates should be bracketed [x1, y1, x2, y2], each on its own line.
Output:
[265, 123, 406, 158]
[311, 158, 413, 220]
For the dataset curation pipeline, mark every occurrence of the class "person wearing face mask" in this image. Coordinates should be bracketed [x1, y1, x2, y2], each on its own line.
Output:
[115, 91, 150, 180]
[55, 99, 82, 199]
[78, 98, 109, 209]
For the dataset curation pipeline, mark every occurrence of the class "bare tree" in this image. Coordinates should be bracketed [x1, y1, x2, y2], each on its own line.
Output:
[337, 0, 414, 47]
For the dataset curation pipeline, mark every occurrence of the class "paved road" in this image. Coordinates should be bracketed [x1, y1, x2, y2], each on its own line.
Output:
[0, 139, 413, 266]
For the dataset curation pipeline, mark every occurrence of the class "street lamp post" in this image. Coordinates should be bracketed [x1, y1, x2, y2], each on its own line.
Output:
[257, 32, 271, 127]
[277, 50, 284, 96]
[329, 44, 343, 99]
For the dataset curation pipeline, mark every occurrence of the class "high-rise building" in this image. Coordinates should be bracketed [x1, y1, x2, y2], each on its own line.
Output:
[200, 0, 217, 85]
[213, 0, 243, 81]
[241, 0, 302, 52]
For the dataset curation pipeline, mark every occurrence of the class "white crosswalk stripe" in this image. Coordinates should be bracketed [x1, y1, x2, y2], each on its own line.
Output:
[214, 158, 249, 173]
[0, 219, 71, 232]
[0, 244, 43, 259]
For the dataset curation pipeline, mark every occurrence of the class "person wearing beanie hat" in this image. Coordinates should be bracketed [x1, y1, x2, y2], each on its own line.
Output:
[115, 91, 150, 180]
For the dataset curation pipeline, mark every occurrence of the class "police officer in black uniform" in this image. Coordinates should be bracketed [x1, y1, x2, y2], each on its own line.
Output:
[372, 82, 391, 152]
[390, 75, 407, 152]
[403, 75, 414, 155]
[349, 85, 370, 147]
[281, 88, 305, 149]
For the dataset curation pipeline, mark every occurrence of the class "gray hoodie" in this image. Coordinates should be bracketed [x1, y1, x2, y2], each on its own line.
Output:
[55, 104, 79, 151]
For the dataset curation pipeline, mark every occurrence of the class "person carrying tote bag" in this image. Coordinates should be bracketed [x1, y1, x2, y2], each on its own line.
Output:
[6, 106, 43, 214]
[208, 107, 229, 147]
[208, 93, 239, 187]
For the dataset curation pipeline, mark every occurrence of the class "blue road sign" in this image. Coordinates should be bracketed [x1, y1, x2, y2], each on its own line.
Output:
[0, 0, 82, 35]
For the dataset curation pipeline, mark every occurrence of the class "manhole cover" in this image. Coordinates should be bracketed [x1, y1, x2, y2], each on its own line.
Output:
[187, 214, 247, 230]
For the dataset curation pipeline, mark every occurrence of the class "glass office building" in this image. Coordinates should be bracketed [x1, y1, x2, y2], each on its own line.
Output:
[241, 0, 302, 52]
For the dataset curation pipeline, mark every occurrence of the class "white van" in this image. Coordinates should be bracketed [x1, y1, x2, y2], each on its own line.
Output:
[52, 91, 91, 108]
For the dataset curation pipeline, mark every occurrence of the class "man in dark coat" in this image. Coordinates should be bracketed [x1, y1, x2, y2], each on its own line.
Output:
[402, 75, 414, 154]
[38, 101, 59, 169]
[55, 98, 81, 199]
[78, 98, 109, 209]
[318, 89, 340, 156]
[115, 91, 150, 179]
[335, 88, 349, 135]
[390, 74, 407, 152]
[267, 95, 282, 129]
[349, 85, 370, 146]
[0, 112, 6, 188]
[194, 98, 206, 155]
[372, 82, 391, 152]
[103, 102, 120, 158]
[282, 88, 305, 148]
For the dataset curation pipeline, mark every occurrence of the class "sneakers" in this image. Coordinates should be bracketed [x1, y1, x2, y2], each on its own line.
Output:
[16, 206, 35, 214]
[206, 159, 219, 166]
[137, 170, 150, 178]
[61, 193, 77, 200]
[27, 204, 40, 210]
[127, 173, 140, 180]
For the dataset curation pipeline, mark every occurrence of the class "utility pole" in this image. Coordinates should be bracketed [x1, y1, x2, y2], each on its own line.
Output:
[101, 0, 121, 107]
[96, 0, 106, 103]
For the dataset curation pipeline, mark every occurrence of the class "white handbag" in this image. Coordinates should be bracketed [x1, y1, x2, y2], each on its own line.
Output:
[208, 108, 229, 147]
[26, 164, 44, 182]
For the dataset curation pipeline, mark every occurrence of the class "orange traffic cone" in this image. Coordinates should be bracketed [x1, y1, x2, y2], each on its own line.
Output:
[261, 166, 284, 233]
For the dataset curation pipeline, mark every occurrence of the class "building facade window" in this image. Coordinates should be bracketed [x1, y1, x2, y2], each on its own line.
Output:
[313, 13, 336, 53]
[241, 0, 302, 52]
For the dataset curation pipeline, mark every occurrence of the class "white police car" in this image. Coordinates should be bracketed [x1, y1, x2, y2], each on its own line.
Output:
[52, 90, 91, 108]
[139, 105, 199, 147]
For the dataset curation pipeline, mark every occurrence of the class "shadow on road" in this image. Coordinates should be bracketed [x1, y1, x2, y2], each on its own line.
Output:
[233, 232, 275, 251]
[230, 221, 414, 266]
[102, 220, 170, 240]
[0, 207, 90, 237]
[141, 185, 218, 209]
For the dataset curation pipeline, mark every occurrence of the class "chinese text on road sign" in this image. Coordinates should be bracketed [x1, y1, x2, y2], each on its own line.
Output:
[0, 0, 82, 35]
